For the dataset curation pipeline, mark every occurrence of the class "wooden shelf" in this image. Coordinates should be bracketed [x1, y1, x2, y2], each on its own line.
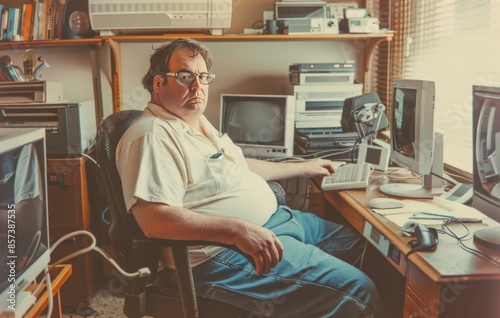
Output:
[102, 32, 394, 43]
[0, 32, 393, 47]
[0, 38, 103, 48]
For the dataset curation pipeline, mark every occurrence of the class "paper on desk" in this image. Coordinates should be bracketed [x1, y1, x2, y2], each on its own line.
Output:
[371, 196, 487, 227]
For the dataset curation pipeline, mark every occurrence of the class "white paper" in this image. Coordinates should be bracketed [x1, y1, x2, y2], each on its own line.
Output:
[371, 198, 487, 227]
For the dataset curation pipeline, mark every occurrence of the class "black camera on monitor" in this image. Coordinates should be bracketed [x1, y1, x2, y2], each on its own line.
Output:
[341, 92, 388, 140]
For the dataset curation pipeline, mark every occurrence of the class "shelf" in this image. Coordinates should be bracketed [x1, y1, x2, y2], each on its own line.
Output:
[0, 33, 393, 48]
[102, 32, 394, 43]
[0, 38, 103, 49]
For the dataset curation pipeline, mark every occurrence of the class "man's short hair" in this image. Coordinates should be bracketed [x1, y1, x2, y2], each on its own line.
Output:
[142, 38, 214, 93]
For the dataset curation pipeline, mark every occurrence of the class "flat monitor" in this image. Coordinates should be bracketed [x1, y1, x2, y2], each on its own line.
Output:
[0, 128, 50, 315]
[472, 85, 500, 249]
[379, 79, 444, 198]
[219, 94, 295, 159]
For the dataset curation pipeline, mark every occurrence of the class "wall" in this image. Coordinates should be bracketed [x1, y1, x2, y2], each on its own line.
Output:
[119, 40, 363, 127]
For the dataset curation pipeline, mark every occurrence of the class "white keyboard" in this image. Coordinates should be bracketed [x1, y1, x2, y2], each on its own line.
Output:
[321, 163, 373, 191]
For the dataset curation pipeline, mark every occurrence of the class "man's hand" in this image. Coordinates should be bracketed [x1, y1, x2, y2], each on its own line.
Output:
[247, 158, 337, 181]
[297, 158, 336, 178]
[232, 223, 284, 276]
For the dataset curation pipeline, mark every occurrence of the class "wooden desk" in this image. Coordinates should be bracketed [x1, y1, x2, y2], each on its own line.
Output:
[24, 264, 72, 318]
[310, 177, 500, 318]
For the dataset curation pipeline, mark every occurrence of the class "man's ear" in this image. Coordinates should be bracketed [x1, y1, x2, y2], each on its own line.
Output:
[153, 75, 166, 92]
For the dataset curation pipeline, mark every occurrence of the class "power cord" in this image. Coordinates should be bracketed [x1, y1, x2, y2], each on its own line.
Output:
[50, 230, 150, 278]
[30, 230, 151, 317]
[439, 221, 500, 266]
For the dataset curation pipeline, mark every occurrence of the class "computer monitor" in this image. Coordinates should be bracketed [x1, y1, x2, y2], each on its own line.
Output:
[0, 128, 50, 314]
[379, 79, 444, 198]
[472, 85, 500, 250]
[219, 94, 295, 159]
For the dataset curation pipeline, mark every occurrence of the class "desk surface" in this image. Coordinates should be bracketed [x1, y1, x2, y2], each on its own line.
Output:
[317, 175, 500, 282]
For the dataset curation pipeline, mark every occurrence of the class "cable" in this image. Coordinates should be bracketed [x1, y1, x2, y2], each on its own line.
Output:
[440, 222, 500, 266]
[80, 152, 98, 165]
[44, 267, 53, 318]
[49, 230, 151, 279]
[358, 240, 369, 269]
[101, 207, 110, 224]
[29, 231, 151, 315]
[430, 170, 460, 186]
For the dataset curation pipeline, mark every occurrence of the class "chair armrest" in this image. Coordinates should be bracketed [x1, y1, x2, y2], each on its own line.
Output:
[155, 239, 252, 318]
[267, 180, 286, 206]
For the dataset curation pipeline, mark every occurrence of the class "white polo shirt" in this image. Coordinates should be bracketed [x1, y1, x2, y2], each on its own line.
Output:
[116, 103, 278, 268]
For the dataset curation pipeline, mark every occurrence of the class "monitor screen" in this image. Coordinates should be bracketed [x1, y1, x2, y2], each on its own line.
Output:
[379, 79, 444, 198]
[472, 85, 500, 220]
[220, 94, 295, 159]
[0, 128, 50, 314]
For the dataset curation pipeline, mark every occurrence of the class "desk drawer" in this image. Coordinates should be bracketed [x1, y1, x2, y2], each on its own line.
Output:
[404, 290, 430, 318]
[406, 263, 440, 317]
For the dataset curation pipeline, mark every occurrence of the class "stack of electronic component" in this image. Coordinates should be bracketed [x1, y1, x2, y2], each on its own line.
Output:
[285, 62, 362, 159]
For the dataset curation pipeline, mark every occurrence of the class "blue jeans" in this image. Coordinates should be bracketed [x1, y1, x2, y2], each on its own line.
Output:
[192, 206, 385, 318]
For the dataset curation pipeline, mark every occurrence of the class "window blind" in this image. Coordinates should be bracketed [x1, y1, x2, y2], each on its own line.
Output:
[401, 0, 500, 173]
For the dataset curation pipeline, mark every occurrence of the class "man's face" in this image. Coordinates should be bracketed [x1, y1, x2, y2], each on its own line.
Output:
[153, 48, 209, 126]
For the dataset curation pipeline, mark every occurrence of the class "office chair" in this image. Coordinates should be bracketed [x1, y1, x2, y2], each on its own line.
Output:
[96, 110, 287, 318]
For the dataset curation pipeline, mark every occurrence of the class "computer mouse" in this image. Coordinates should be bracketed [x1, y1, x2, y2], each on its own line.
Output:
[368, 197, 404, 209]
[407, 224, 439, 255]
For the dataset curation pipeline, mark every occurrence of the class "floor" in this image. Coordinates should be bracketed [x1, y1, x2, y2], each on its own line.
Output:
[61, 290, 127, 318]
[38, 279, 128, 318]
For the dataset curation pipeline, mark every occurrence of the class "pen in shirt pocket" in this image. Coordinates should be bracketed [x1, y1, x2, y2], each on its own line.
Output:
[210, 148, 225, 159]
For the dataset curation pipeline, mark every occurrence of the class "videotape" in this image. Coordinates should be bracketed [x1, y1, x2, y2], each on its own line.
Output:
[290, 72, 355, 85]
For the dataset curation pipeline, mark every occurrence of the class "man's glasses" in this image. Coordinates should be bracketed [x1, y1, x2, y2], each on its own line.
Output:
[165, 71, 216, 85]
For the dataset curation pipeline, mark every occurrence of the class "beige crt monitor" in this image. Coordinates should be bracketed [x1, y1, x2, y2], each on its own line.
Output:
[379, 79, 444, 198]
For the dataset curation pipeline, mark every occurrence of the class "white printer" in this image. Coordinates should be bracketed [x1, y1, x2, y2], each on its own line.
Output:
[88, 0, 232, 35]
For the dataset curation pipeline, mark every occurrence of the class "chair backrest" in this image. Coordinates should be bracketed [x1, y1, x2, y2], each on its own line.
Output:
[96, 110, 159, 275]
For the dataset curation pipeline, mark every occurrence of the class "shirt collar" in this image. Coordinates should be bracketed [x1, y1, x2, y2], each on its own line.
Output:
[145, 102, 217, 138]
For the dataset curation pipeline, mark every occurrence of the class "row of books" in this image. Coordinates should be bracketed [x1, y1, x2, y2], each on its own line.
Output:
[0, 0, 67, 41]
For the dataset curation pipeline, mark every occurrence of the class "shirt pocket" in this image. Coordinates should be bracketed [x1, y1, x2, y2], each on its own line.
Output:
[205, 155, 242, 195]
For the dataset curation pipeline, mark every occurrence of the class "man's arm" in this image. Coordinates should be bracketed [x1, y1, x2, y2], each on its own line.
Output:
[131, 199, 283, 275]
[246, 158, 335, 181]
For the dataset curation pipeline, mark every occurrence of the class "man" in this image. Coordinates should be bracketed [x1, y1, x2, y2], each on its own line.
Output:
[116, 38, 384, 317]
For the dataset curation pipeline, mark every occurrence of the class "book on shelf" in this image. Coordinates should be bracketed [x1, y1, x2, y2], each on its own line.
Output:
[21, 3, 33, 41]
[5, 6, 19, 41]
